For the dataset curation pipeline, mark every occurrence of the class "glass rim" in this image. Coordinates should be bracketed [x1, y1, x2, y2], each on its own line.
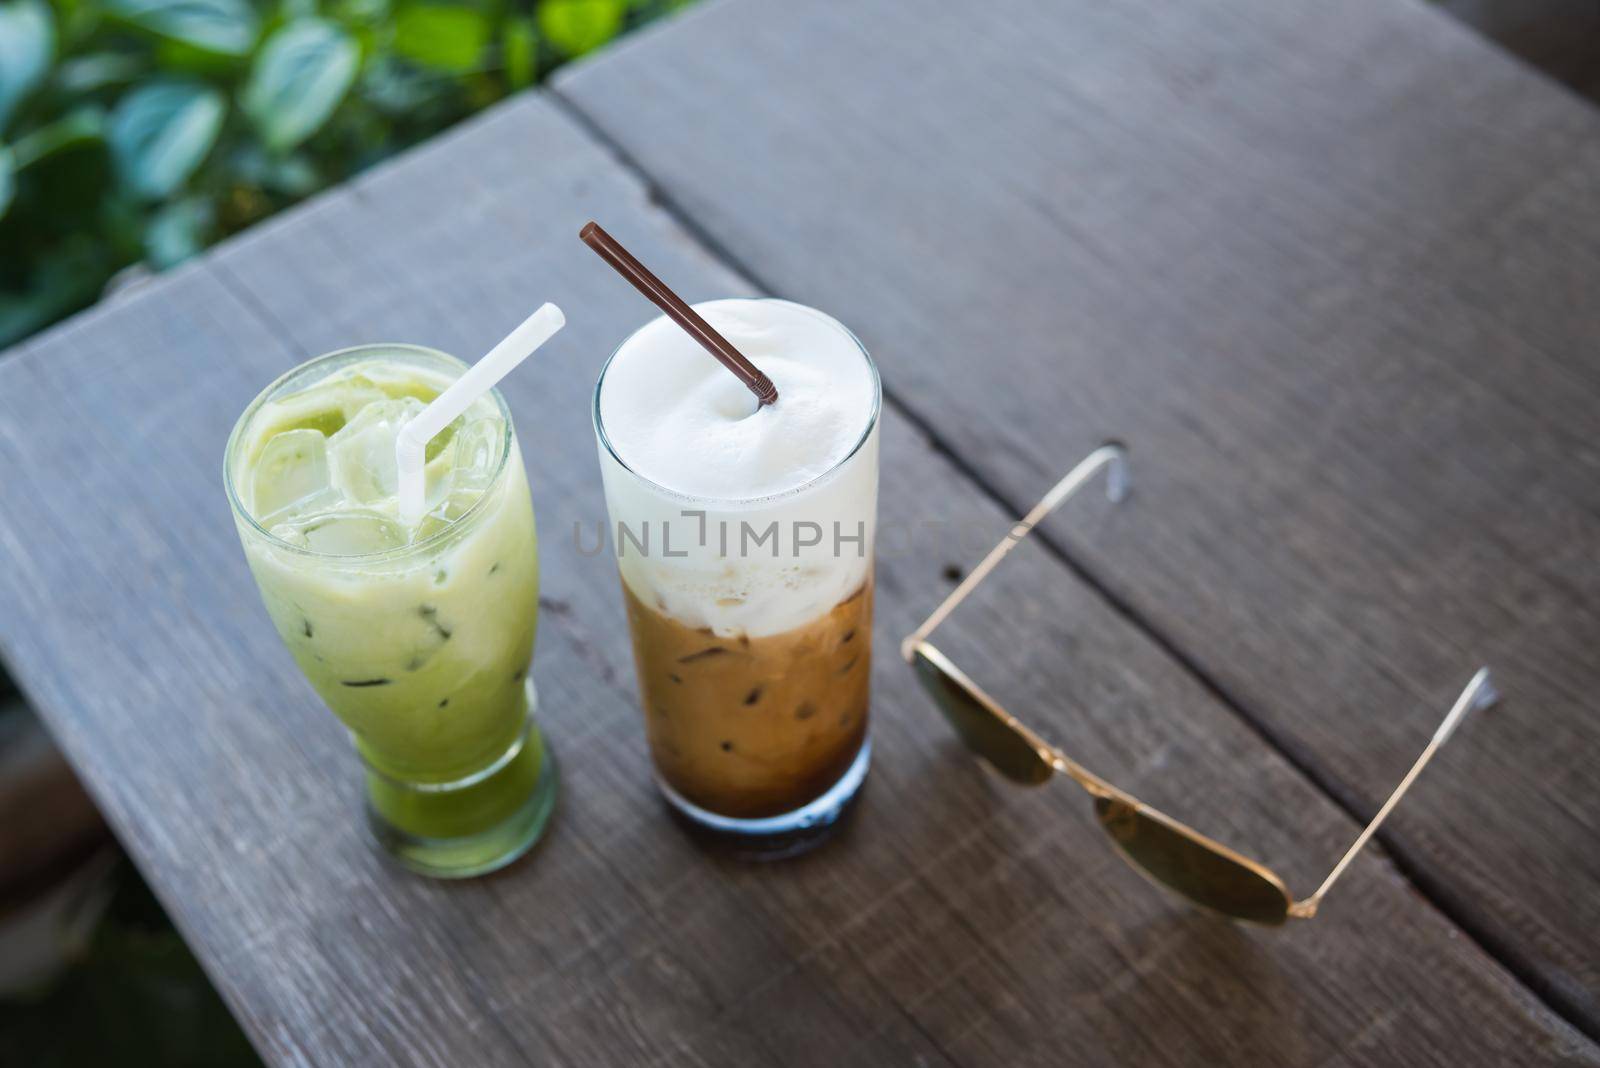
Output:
[223, 342, 514, 563]
[591, 297, 883, 507]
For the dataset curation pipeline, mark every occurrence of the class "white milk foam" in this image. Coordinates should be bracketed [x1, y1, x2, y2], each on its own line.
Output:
[597, 300, 880, 638]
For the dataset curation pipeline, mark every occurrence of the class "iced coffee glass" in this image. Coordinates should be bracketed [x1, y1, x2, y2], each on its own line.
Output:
[225, 344, 557, 877]
[594, 299, 881, 851]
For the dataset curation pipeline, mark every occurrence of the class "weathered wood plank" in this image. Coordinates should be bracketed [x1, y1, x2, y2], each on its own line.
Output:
[0, 91, 1592, 1066]
[554, 0, 1600, 1033]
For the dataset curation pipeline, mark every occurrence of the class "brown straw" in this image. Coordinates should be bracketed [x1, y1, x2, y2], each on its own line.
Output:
[580, 221, 778, 406]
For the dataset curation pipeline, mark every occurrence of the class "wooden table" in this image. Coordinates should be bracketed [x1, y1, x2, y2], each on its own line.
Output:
[3, 1, 1597, 1063]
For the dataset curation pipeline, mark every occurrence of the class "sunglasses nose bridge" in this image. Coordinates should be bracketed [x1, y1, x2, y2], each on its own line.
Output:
[1052, 756, 1116, 801]
[1071, 773, 1113, 801]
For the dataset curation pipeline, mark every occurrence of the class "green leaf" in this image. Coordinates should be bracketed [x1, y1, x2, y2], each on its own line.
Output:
[107, 80, 225, 199]
[53, 53, 148, 95]
[0, 0, 55, 131]
[227, 142, 320, 195]
[334, 0, 389, 26]
[53, 0, 102, 49]
[152, 35, 250, 75]
[105, 0, 258, 57]
[145, 195, 214, 267]
[243, 19, 359, 152]
[0, 144, 14, 218]
[537, 0, 623, 57]
[11, 106, 105, 168]
[360, 56, 447, 114]
[503, 15, 536, 89]
[393, 4, 489, 73]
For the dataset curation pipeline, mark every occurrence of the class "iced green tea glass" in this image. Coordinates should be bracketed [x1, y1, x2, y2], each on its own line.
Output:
[224, 344, 556, 877]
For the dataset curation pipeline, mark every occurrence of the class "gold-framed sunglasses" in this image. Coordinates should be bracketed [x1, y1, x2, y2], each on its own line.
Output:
[901, 443, 1498, 925]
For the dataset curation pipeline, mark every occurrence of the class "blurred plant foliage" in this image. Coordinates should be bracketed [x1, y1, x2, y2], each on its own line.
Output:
[1, 857, 263, 1067]
[0, 0, 694, 347]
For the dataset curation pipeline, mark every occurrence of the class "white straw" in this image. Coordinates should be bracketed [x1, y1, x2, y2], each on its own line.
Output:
[396, 303, 565, 523]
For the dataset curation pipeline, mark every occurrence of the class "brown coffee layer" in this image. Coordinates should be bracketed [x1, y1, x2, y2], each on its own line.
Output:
[621, 579, 872, 818]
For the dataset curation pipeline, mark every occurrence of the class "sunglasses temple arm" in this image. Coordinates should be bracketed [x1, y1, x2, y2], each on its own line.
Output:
[1292, 668, 1498, 918]
[902, 442, 1129, 654]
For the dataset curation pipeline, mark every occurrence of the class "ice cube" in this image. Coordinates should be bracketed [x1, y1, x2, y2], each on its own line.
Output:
[451, 417, 504, 490]
[327, 397, 425, 504]
[412, 488, 484, 542]
[425, 416, 462, 464]
[273, 509, 408, 555]
[252, 429, 332, 520]
[258, 487, 343, 531]
[268, 522, 310, 549]
[421, 419, 462, 512]
[264, 380, 386, 438]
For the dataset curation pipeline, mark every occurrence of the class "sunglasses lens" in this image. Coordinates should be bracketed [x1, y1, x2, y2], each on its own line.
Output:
[1094, 797, 1292, 925]
[909, 644, 1054, 784]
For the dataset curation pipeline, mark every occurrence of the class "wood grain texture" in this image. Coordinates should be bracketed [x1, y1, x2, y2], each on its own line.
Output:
[555, 0, 1600, 1037]
[0, 92, 1592, 1065]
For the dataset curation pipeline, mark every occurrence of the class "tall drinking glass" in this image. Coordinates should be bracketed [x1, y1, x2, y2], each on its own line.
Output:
[593, 299, 881, 855]
[225, 344, 556, 877]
